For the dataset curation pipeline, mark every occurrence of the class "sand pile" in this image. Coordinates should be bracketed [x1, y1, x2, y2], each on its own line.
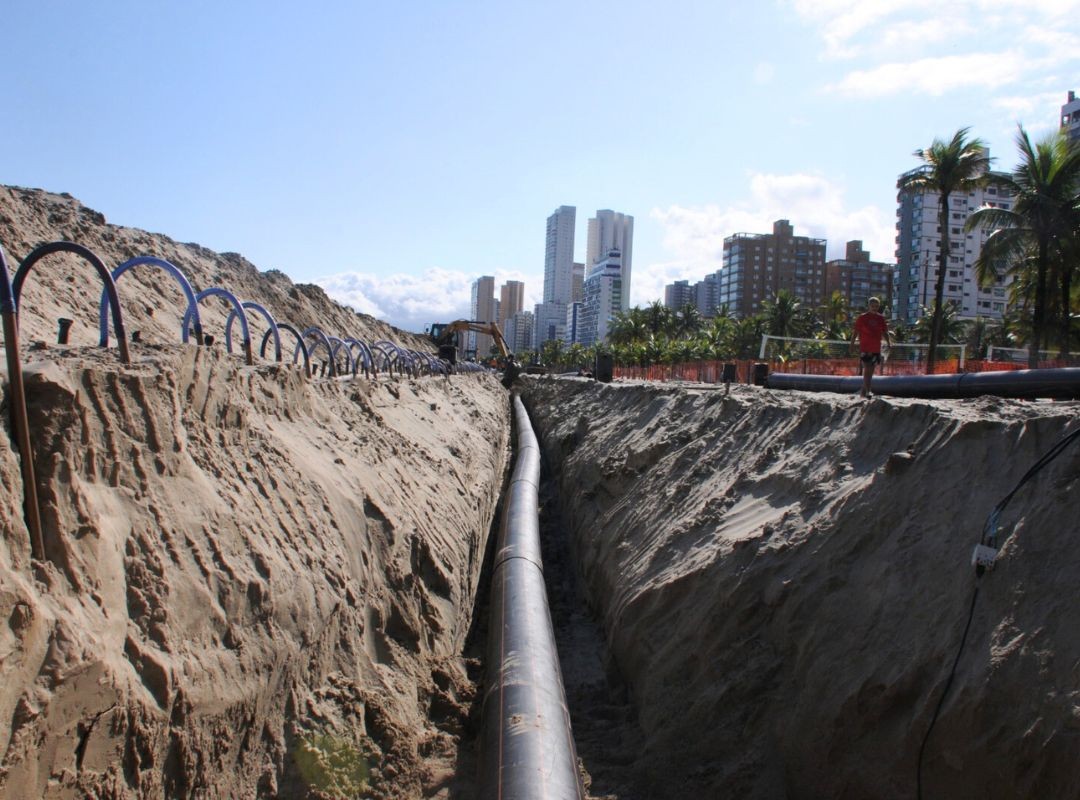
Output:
[0, 344, 508, 798]
[522, 378, 1080, 799]
[0, 185, 426, 351]
[0, 184, 513, 798]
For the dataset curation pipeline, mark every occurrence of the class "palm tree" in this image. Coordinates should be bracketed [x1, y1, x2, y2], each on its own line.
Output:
[967, 126, 1080, 363]
[761, 290, 814, 352]
[912, 301, 966, 345]
[972, 125, 1080, 362]
[674, 303, 705, 340]
[540, 338, 564, 368]
[700, 315, 736, 360]
[565, 342, 587, 369]
[607, 307, 651, 346]
[816, 290, 850, 338]
[645, 300, 675, 338]
[732, 315, 767, 359]
[900, 128, 991, 372]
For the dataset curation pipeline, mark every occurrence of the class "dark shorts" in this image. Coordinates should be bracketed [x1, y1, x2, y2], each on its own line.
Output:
[860, 352, 882, 366]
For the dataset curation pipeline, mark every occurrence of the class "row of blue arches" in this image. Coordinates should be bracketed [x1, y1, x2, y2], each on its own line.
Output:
[0, 239, 481, 379]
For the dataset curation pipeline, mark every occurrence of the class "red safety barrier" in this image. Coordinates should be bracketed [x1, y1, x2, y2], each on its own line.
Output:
[615, 356, 1080, 386]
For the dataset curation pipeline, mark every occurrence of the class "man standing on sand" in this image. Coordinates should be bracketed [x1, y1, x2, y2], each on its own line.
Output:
[850, 297, 891, 398]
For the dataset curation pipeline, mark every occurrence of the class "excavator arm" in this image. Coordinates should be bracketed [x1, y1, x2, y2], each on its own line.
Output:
[432, 320, 510, 359]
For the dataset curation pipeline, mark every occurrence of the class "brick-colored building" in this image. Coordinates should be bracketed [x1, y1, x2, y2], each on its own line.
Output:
[718, 220, 827, 317]
[825, 241, 894, 312]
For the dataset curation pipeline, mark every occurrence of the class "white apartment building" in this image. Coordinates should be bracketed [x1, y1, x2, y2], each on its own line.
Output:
[586, 210, 633, 311]
[894, 161, 1014, 324]
[544, 205, 576, 306]
[579, 250, 624, 346]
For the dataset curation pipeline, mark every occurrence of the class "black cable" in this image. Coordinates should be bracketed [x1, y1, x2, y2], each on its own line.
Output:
[982, 426, 1080, 547]
[916, 582, 980, 800]
[917, 423, 1079, 799]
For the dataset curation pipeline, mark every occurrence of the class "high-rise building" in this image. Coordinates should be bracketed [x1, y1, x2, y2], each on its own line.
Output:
[564, 302, 583, 344]
[579, 250, 624, 346]
[664, 280, 694, 310]
[718, 220, 827, 317]
[470, 275, 496, 358]
[586, 210, 634, 310]
[533, 302, 567, 346]
[506, 310, 534, 354]
[894, 158, 1014, 324]
[544, 206, 576, 306]
[694, 273, 720, 317]
[1062, 90, 1080, 144]
[825, 241, 894, 312]
[572, 262, 585, 303]
[499, 280, 524, 331]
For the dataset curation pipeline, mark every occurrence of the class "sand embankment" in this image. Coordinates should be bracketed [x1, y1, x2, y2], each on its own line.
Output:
[523, 377, 1080, 799]
[0, 345, 508, 798]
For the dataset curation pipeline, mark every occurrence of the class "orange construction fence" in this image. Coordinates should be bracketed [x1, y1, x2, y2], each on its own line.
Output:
[613, 357, 1078, 385]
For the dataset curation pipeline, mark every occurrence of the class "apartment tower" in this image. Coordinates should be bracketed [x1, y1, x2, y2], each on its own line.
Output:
[718, 220, 827, 317]
[894, 158, 1014, 324]
[586, 210, 634, 310]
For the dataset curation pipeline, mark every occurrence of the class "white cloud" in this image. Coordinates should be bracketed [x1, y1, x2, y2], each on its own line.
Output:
[789, 0, 1080, 60]
[789, 0, 1080, 100]
[317, 267, 542, 333]
[826, 51, 1026, 97]
[639, 171, 895, 306]
[992, 90, 1068, 119]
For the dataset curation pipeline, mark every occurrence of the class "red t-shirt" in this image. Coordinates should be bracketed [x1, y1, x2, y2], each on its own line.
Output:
[854, 311, 888, 353]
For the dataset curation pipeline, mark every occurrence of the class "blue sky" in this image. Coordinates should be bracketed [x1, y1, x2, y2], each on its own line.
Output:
[5, 0, 1077, 331]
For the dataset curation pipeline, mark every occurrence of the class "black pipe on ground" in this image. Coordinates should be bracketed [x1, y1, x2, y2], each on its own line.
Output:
[478, 394, 585, 800]
[765, 367, 1080, 400]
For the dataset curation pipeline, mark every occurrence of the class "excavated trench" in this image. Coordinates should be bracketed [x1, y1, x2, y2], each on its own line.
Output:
[535, 464, 646, 799]
[518, 376, 1080, 799]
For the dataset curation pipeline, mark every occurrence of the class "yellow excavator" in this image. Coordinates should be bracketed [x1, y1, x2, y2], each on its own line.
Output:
[430, 320, 520, 386]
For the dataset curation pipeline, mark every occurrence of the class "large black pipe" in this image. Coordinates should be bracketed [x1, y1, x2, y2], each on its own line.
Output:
[765, 367, 1080, 400]
[479, 394, 584, 800]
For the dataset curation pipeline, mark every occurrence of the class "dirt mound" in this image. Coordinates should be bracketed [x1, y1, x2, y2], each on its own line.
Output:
[523, 378, 1080, 799]
[0, 344, 508, 798]
[0, 185, 428, 351]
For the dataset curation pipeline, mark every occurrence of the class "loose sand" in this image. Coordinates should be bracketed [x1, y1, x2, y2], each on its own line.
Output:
[522, 377, 1080, 799]
[0, 186, 510, 798]
[0, 345, 508, 798]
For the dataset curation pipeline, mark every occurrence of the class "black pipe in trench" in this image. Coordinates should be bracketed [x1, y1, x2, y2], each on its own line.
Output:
[478, 393, 585, 800]
[765, 367, 1080, 400]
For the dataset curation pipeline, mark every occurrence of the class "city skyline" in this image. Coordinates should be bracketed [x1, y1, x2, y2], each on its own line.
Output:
[5, 1, 1077, 332]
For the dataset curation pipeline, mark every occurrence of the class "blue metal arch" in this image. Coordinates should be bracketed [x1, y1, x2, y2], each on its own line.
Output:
[182, 287, 253, 365]
[344, 338, 374, 378]
[298, 326, 336, 376]
[225, 301, 282, 362]
[328, 336, 355, 378]
[100, 256, 202, 346]
[263, 322, 311, 377]
[13, 241, 130, 363]
[372, 340, 399, 376]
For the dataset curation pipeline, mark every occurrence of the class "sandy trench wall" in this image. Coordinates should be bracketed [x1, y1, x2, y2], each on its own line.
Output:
[522, 377, 1080, 800]
[0, 345, 509, 799]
